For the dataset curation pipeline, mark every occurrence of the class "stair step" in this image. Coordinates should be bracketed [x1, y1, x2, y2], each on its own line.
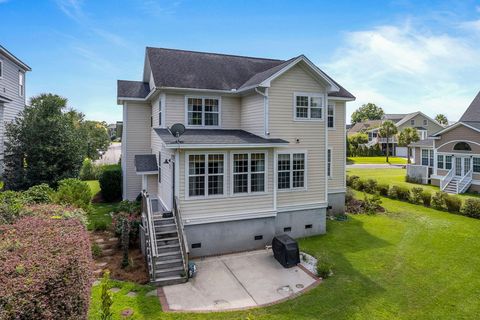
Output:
[155, 258, 183, 266]
[155, 230, 178, 236]
[156, 265, 184, 273]
[155, 236, 179, 242]
[152, 275, 187, 286]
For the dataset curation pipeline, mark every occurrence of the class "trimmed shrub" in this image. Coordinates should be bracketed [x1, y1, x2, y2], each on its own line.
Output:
[22, 204, 88, 227]
[461, 198, 480, 218]
[421, 191, 432, 207]
[352, 178, 366, 191]
[112, 212, 141, 247]
[115, 200, 141, 215]
[388, 185, 410, 201]
[410, 187, 424, 204]
[363, 193, 382, 215]
[79, 158, 98, 181]
[377, 183, 390, 196]
[0, 191, 27, 224]
[345, 188, 354, 204]
[346, 175, 360, 187]
[55, 178, 92, 212]
[23, 183, 54, 204]
[445, 195, 462, 213]
[317, 260, 334, 279]
[0, 212, 93, 319]
[431, 191, 447, 210]
[99, 165, 122, 202]
[364, 179, 378, 194]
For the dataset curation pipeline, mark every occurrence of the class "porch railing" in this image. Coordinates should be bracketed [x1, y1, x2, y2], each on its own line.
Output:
[457, 169, 473, 194]
[173, 196, 189, 276]
[440, 168, 454, 191]
[141, 190, 158, 281]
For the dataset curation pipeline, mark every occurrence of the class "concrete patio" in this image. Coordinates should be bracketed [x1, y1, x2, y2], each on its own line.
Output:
[159, 250, 319, 312]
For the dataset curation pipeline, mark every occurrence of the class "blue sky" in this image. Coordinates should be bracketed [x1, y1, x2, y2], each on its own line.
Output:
[1, 0, 480, 124]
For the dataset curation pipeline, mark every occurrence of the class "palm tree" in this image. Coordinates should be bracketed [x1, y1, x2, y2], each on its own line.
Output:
[379, 120, 398, 163]
[398, 127, 420, 164]
[435, 114, 448, 126]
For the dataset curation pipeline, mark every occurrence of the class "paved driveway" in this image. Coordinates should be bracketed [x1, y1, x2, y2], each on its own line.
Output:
[160, 250, 318, 312]
[95, 143, 121, 165]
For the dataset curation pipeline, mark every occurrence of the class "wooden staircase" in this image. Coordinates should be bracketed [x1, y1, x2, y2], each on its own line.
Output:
[443, 178, 459, 194]
[142, 192, 188, 286]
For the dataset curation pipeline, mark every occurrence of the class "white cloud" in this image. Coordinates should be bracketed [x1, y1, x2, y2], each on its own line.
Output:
[55, 0, 84, 22]
[326, 21, 480, 123]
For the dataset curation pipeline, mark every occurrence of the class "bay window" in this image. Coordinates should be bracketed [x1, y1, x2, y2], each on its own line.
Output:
[232, 152, 266, 194]
[187, 153, 225, 198]
[294, 93, 323, 120]
[187, 97, 220, 126]
[278, 152, 306, 190]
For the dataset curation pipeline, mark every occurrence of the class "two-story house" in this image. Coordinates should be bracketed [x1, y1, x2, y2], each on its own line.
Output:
[0, 46, 31, 172]
[117, 47, 354, 285]
[348, 112, 444, 157]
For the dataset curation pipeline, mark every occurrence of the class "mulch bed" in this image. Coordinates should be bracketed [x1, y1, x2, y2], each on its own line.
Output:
[90, 230, 149, 284]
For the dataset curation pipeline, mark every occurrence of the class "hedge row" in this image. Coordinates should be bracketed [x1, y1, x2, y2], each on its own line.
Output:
[0, 205, 93, 319]
[347, 175, 480, 218]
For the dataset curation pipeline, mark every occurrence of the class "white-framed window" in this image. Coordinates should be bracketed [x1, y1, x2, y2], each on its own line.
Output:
[445, 155, 452, 170]
[18, 71, 24, 97]
[277, 152, 307, 190]
[421, 149, 433, 167]
[473, 157, 480, 173]
[293, 92, 324, 121]
[437, 155, 444, 169]
[186, 153, 225, 198]
[158, 99, 162, 127]
[327, 148, 332, 177]
[0, 60, 3, 79]
[423, 119, 428, 126]
[327, 103, 335, 128]
[232, 152, 267, 194]
[185, 97, 220, 127]
[410, 119, 415, 126]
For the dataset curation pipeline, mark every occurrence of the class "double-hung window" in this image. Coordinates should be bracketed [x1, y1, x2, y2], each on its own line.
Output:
[232, 152, 266, 194]
[421, 149, 433, 167]
[187, 153, 225, 198]
[294, 93, 323, 120]
[473, 157, 480, 173]
[277, 152, 306, 190]
[327, 104, 335, 128]
[187, 97, 220, 127]
[18, 72, 24, 97]
[423, 119, 428, 126]
[445, 155, 452, 170]
[437, 155, 444, 169]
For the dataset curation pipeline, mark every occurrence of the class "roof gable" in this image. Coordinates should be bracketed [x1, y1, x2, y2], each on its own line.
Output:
[459, 91, 480, 122]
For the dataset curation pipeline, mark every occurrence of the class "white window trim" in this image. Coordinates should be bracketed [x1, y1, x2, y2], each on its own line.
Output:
[293, 92, 324, 122]
[184, 151, 227, 200]
[276, 150, 308, 192]
[327, 148, 332, 178]
[0, 60, 3, 79]
[421, 148, 434, 167]
[410, 119, 415, 126]
[327, 102, 335, 130]
[230, 150, 269, 197]
[184, 95, 222, 128]
[437, 154, 444, 170]
[18, 71, 24, 97]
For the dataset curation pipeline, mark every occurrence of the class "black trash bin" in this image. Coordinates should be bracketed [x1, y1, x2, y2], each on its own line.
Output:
[272, 234, 300, 268]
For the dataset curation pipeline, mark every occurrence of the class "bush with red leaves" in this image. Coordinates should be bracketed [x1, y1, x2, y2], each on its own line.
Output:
[0, 210, 93, 319]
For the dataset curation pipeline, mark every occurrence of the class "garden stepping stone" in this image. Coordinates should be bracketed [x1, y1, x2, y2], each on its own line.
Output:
[93, 269, 103, 275]
[146, 289, 157, 297]
[94, 239, 104, 243]
[126, 291, 137, 297]
[102, 249, 114, 255]
[110, 287, 121, 293]
[121, 309, 134, 317]
[96, 262, 107, 268]
[108, 237, 119, 242]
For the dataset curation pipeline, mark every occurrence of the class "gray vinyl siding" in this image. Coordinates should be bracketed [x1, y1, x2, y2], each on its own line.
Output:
[327, 100, 346, 190]
[398, 113, 444, 136]
[122, 102, 151, 200]
[0, 51, 28, 161]
[268, 64, 328, 208]
[241, 93, 264, 136]
[178, 148, 274, 221]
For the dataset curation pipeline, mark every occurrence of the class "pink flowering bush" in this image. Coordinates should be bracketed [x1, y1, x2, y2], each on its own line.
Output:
[0, 210, 93, 319]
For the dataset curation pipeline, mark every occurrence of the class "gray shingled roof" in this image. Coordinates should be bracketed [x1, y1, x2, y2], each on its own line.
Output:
[117, 80, 150, 98]
[155, 128, 288, 146]
[134, 154, 158, 173]
[118, 48, 355, 99]
[409, 138, 434, 148]
[459, 91, 480, 123]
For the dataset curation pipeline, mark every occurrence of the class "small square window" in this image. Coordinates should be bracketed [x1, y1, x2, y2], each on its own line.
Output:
[305, 224, 313, 229]
[283, 227, 292, 232]
[254, 235, 263, 240]
[192, 243, 201, 248]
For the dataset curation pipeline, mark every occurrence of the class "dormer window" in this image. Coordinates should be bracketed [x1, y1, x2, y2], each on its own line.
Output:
[186, 97, 220, 127]
[294, 92, 324, 121]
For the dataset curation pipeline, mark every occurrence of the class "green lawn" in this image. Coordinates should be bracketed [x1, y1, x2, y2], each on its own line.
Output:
[89, 194, 480, 319]
[348, 156, 407, 165]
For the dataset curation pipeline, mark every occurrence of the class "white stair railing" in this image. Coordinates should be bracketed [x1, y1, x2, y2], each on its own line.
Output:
[440, 168, 454, 191]
[457, 169, 473, 194]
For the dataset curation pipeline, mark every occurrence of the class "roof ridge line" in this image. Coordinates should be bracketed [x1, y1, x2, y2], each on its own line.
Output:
[146, 47, 286, 62]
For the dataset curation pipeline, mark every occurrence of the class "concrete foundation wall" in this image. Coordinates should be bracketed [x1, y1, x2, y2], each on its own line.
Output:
[328, 192, 345, 215]
[185, 207, 326, 257]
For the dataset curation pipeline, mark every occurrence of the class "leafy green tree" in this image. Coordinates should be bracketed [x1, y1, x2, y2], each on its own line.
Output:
[379, 120, 398, 163]
[80, 120, 110, 160]
[351, 103, 385, 124]
[398, 127, 420, 164]
[435, 114, 448, 126]
[348, 133, 369, 149]
[4, 94, 86, 190]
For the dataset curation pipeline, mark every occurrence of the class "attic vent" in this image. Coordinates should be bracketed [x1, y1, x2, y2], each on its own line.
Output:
[305, 224, 313, 229]
[254, 235, 263, 240]
[191, 243, 201, 249]
[283, 227, 292, 232]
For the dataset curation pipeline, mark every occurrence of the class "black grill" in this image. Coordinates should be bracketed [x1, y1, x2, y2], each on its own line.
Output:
[272, 234, 300, 268]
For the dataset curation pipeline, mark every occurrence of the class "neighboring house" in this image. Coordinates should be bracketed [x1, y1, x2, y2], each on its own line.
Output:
[117, 47, 354, 284]
[409, 91, 480, 194]
[348, 112, 444, 157]
[107, 123, 117, 139]
[0, 46, 31, 172]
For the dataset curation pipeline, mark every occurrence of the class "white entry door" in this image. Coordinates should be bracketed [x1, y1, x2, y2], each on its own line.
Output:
[454, 157, 471, 177]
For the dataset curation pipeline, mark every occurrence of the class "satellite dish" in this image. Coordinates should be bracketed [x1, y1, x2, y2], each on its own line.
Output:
[169, 123, 185, 142]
